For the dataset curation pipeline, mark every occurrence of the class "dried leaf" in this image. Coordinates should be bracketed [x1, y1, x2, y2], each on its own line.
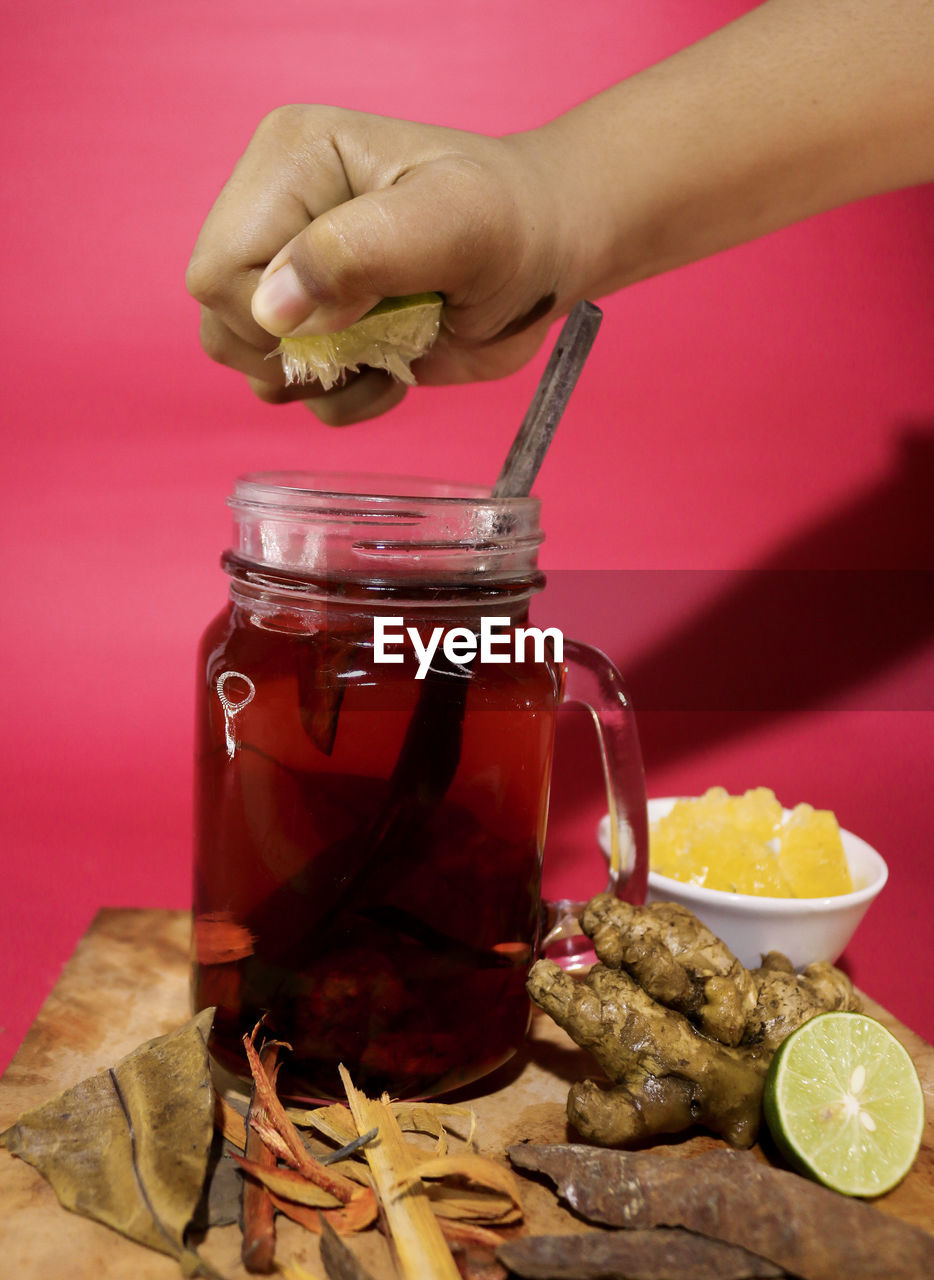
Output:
[214, 1093, 247, 1150]
[439, 1219, 512, 1249]
[0, 1008, 218, 1276]
[233, 1156, 342, 1209]
[340, 1066, 461, 1280]
[507, 1145, 934, 1280]
[396, 1152, 522, 1227]
[497, 1228, 785, 1279]
[267, 1187, 378, 1235]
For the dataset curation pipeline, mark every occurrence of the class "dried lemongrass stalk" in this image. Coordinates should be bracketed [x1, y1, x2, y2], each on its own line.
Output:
[396, 1152, 522, 1221]
[438, 1219, 510, 1249]
[340, 1066, 461, 1280]
[291, 1103, 358, 1145]
[391, 1103, 477, 1154]
[297, 1102, 480, 1185]
[295, 1101, 476, 1155]
[242, 1039, 280, 1273]
[427, 1186, 521, 1226]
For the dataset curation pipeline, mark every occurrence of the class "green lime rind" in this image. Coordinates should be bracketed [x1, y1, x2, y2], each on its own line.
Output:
[764, 1010, 924, 1198]
[361, 292, 443, 318]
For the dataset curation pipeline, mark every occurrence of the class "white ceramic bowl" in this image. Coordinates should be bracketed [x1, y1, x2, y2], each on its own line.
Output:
[597, 797, 888, 970]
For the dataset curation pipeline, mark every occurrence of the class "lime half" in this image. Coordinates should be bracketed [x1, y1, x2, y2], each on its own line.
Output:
[276, 293, 443, 391]
[764, 1011, 924, 1197]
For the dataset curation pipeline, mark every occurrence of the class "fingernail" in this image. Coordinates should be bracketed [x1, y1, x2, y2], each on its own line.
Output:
[252, 263, 312, 333]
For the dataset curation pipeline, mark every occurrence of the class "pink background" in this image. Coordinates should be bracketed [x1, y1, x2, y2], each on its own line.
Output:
[2, 0, 932, 1068]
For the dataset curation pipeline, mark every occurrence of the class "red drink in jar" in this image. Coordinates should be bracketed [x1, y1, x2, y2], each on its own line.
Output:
[192, 474, 646, 1101]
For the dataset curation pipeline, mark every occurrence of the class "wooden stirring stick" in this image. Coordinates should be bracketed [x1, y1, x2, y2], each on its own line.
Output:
[493, 300, 603, 499]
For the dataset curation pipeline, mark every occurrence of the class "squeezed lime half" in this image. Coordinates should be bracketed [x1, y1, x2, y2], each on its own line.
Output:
[276, 293, 443, 391]
[764, 1011, 925, 1197]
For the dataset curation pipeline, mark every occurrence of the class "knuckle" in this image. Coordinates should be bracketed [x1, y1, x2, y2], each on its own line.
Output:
[253, 103, 330, 148]
[249, 378, 292, 404]
[185, 252, 227, 308]
[254, 103, 302, 141]
[198, 312, 235, 366]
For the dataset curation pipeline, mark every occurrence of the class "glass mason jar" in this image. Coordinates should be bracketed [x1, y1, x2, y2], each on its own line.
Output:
[192, 473, 647, 1102]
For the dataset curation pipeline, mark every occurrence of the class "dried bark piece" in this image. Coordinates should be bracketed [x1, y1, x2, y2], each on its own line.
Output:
[241, 1033, 378, 1235]
[242, 1039, 280, 1273]
[507, 1145, 934, 1280]
[242, 1032, 369, 1205]
[319, 1213, 380, 1280]
[0, 1007, 217, 1276]
[440, 1218, 510, 1279]
[498, 1227, 784, 1278]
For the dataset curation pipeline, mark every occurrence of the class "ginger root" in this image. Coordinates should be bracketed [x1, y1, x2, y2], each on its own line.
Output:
[527, 895, 859, 1149]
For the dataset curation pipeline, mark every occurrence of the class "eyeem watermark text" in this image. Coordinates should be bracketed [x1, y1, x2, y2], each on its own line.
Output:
[374, 616, 564, 679]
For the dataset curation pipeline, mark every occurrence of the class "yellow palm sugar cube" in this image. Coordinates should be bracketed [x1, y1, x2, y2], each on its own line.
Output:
[699, 829, 792, 896]
[650, 788, 789, 893]
[650, 794, 719, 883]
[728, 787, 784, 843]
[776, 803, 853, 897]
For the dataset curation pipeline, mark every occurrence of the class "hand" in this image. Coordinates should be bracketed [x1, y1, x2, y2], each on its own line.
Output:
[186, 106, 572, 425]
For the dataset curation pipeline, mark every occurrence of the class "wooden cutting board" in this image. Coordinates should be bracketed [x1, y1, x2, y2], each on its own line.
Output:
[1, 908, 932, 1277]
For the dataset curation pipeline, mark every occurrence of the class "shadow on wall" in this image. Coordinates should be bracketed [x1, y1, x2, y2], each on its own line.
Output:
[546, 425, 934, 819]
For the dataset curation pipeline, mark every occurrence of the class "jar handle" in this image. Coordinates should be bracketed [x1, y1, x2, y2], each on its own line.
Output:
[541, 637, 648, 967]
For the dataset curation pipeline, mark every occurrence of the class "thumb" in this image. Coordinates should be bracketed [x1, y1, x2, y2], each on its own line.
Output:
[250, 160, 503, 337]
